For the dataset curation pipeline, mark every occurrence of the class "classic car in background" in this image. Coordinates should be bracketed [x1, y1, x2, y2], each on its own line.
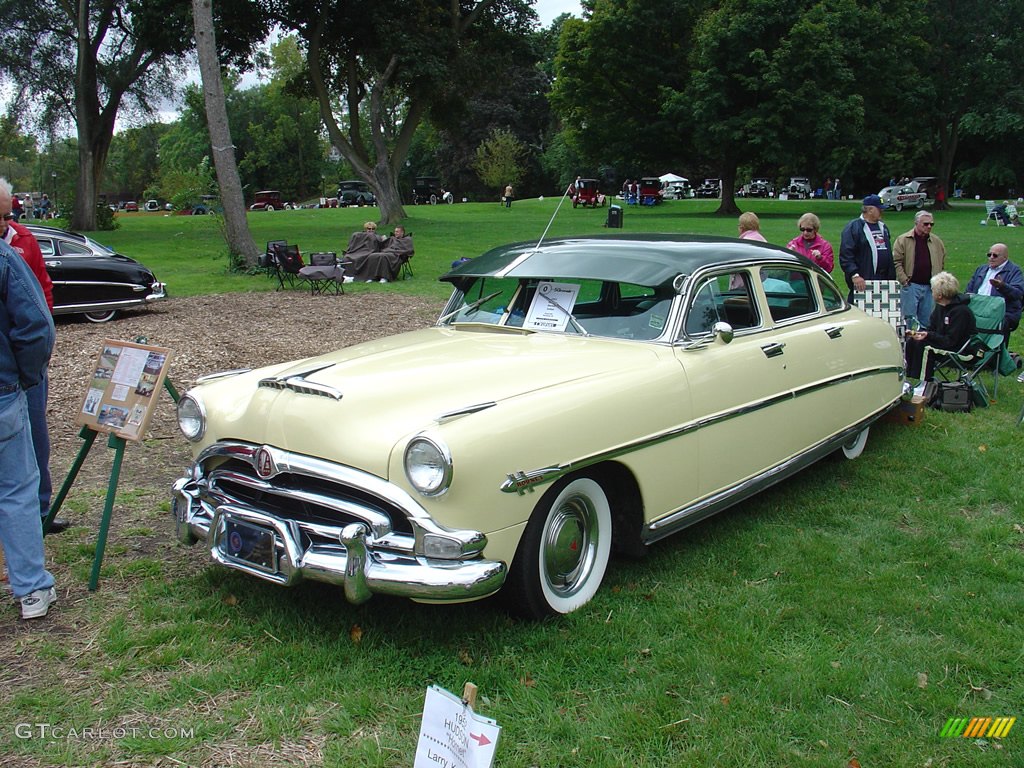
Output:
[28, 225, 167, 323]
[337, 180, 376, 207]
[412, 176, 447, 205]
[738, 178, 774, 198]
[878, 184, 930, 211]
[696, 178, 721, 198]
[172, 235, 903, 618]
[784, 177, 813, 199]
[249, 190, 292, 211]
[662, 179, 694, 199]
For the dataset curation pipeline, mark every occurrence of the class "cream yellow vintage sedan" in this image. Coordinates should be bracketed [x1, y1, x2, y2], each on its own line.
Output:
[172, 235, 903, 618]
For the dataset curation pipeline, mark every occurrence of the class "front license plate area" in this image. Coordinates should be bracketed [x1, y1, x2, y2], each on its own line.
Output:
[221, 518, 278, 573]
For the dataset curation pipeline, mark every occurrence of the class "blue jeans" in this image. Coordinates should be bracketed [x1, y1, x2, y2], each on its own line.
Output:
[0, 389, 54, 599]
[901, 283, 933, 329]
[26, 370, 51, 517]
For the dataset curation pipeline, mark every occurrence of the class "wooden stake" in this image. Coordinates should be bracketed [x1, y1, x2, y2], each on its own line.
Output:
[462, 682, 478, 709]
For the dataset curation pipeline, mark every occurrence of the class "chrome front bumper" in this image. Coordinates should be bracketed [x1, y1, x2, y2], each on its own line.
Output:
[171, 475, 506, 605]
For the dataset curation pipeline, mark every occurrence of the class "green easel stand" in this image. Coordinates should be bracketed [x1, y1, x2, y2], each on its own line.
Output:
[43, 378, 180, 591]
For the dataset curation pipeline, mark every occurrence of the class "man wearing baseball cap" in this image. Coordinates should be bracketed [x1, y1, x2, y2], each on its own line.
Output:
[839, 194, 895, 299]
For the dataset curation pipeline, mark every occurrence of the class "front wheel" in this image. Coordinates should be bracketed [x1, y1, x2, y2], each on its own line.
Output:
[504, 475, 612, 619]
[429, 194, 437, 205]
[894, 202, 903, 212]
[84, 309, 118, 323]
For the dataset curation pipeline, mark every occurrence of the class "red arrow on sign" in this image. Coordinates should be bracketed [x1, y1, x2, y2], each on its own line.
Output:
[469, 732, 491, 747]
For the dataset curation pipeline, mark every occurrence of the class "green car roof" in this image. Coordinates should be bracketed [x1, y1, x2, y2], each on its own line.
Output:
[442, 234, 811, 288]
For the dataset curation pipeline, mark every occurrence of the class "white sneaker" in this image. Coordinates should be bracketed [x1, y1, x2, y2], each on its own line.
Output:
[379, 278, 388, 284]
[342, 276, 354, 283]
[20, 586, 56, 619]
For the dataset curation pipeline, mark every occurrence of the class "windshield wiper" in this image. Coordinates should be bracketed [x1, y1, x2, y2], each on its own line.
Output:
[438, 290, 504, 324]
[540, 296, 589, 336]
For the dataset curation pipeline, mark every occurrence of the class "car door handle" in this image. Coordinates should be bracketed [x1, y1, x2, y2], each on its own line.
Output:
[46, 260, 61, 267]
[761, 342, 786, 358]
[824, 325, 844, 339]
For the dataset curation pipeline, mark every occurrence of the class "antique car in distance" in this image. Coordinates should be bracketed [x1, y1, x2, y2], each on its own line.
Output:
[878, 184, 930, 211]
[249, 190, 288, 211]
[28, 224, 167, 323]
[572, 178, 605, 207]
[696, 178, 721, 198]
[337, 180, 376, 207]
[412, 176, 447, 205]
[172, 235, 903, 618]
[784, 177, 813, 199]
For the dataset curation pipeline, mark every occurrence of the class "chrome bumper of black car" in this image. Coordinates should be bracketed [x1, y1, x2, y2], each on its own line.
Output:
[170, 443, 506, 604]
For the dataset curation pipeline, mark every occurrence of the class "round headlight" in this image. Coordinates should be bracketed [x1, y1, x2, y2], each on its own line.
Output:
[404, 436, 452, 496]
[177, 394, 206, 442]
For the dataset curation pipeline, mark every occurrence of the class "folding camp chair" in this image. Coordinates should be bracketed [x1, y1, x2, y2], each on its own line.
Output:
[262, 240, 288, 278]
[270, 243, 304, 290]
[852, 280, 904, 337]
[926, 293, 1008, 404]
[299, 252, 345, 295]
[984, 200, 1007, 225]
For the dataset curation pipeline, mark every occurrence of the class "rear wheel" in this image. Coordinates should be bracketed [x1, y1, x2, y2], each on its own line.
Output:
[84, 309, 118, 323]
[429, 194, 437, 205]
[505, 475, 612, 619]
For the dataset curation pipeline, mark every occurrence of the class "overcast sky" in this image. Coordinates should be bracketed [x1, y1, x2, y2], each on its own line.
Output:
[534, 0, 582, 24]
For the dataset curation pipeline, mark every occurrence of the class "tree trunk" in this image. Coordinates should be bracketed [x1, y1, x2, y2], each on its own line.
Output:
[715, 164, 741, 216]
[192, 0, 259, 265]
[934, 118, 959, 212]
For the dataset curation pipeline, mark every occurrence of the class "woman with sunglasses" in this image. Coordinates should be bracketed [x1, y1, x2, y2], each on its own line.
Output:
[786, 212, 834, 272]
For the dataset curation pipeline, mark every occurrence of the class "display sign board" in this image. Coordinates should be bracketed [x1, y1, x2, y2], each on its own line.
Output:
[523, 280, 581, 332]
[75, 339, 173, 442]
[413, 685, 500, 768]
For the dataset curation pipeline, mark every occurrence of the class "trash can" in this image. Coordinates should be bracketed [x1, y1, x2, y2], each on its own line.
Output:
[607, 204, 623, 229]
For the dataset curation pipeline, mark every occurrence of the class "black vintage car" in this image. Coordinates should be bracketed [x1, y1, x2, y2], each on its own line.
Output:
[337, 180, 376, 207]
[28, 225, 167, 323]
[696, 178, 721, 198]
[412, 176, 445, 205]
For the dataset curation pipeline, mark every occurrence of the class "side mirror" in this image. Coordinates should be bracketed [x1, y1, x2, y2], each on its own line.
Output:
[712, 322, 734, 344]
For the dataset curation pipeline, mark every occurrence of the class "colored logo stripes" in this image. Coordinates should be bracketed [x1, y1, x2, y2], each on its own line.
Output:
[941, 717, 1015, 739]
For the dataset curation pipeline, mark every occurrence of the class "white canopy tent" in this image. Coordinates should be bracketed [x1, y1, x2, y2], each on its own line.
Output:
[659, 173, 688, 184]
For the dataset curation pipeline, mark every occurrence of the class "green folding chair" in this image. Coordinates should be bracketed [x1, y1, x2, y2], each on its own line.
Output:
[926, 293, 1009, 404]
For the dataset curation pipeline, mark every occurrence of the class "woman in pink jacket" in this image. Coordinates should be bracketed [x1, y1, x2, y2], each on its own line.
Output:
[786, 212, 834, 273]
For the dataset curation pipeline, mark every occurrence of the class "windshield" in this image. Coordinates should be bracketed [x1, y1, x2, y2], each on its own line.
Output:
[441, 277, 674, 341]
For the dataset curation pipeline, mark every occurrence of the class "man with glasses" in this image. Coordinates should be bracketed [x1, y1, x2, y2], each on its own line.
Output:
[893, 210, 945, 329]
[839, 194, 895, 300]
[966, 243, 1024, 340]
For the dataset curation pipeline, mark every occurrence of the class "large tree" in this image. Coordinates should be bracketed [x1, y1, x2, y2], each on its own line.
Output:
[0, 0, 265, 230]
[271, 0, 535, 224]
[550, 0, 705, 182]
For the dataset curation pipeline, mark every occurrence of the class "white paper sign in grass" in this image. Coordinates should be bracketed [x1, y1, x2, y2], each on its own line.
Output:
[523, 280, 581, 332]
[413, 685, 500, 768]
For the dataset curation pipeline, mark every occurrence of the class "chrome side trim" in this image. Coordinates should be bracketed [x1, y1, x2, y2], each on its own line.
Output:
[642, 410, 886, 543]
[499, 365, 902, 494]
[436, 401, 497, 423]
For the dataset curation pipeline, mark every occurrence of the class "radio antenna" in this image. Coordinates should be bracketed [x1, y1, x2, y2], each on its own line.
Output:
[534, 181, 574, 250]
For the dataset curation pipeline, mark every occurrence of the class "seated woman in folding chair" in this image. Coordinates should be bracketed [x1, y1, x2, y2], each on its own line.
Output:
[343, 225, 413, 283]
[904, 272, 976, 380]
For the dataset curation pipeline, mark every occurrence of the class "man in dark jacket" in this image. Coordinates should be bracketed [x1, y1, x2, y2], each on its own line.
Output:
[965, 243, 1024, 340]
[839, 194, 895, 299]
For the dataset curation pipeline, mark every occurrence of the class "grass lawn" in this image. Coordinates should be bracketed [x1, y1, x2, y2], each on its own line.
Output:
[3, 198, 1022, 767]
